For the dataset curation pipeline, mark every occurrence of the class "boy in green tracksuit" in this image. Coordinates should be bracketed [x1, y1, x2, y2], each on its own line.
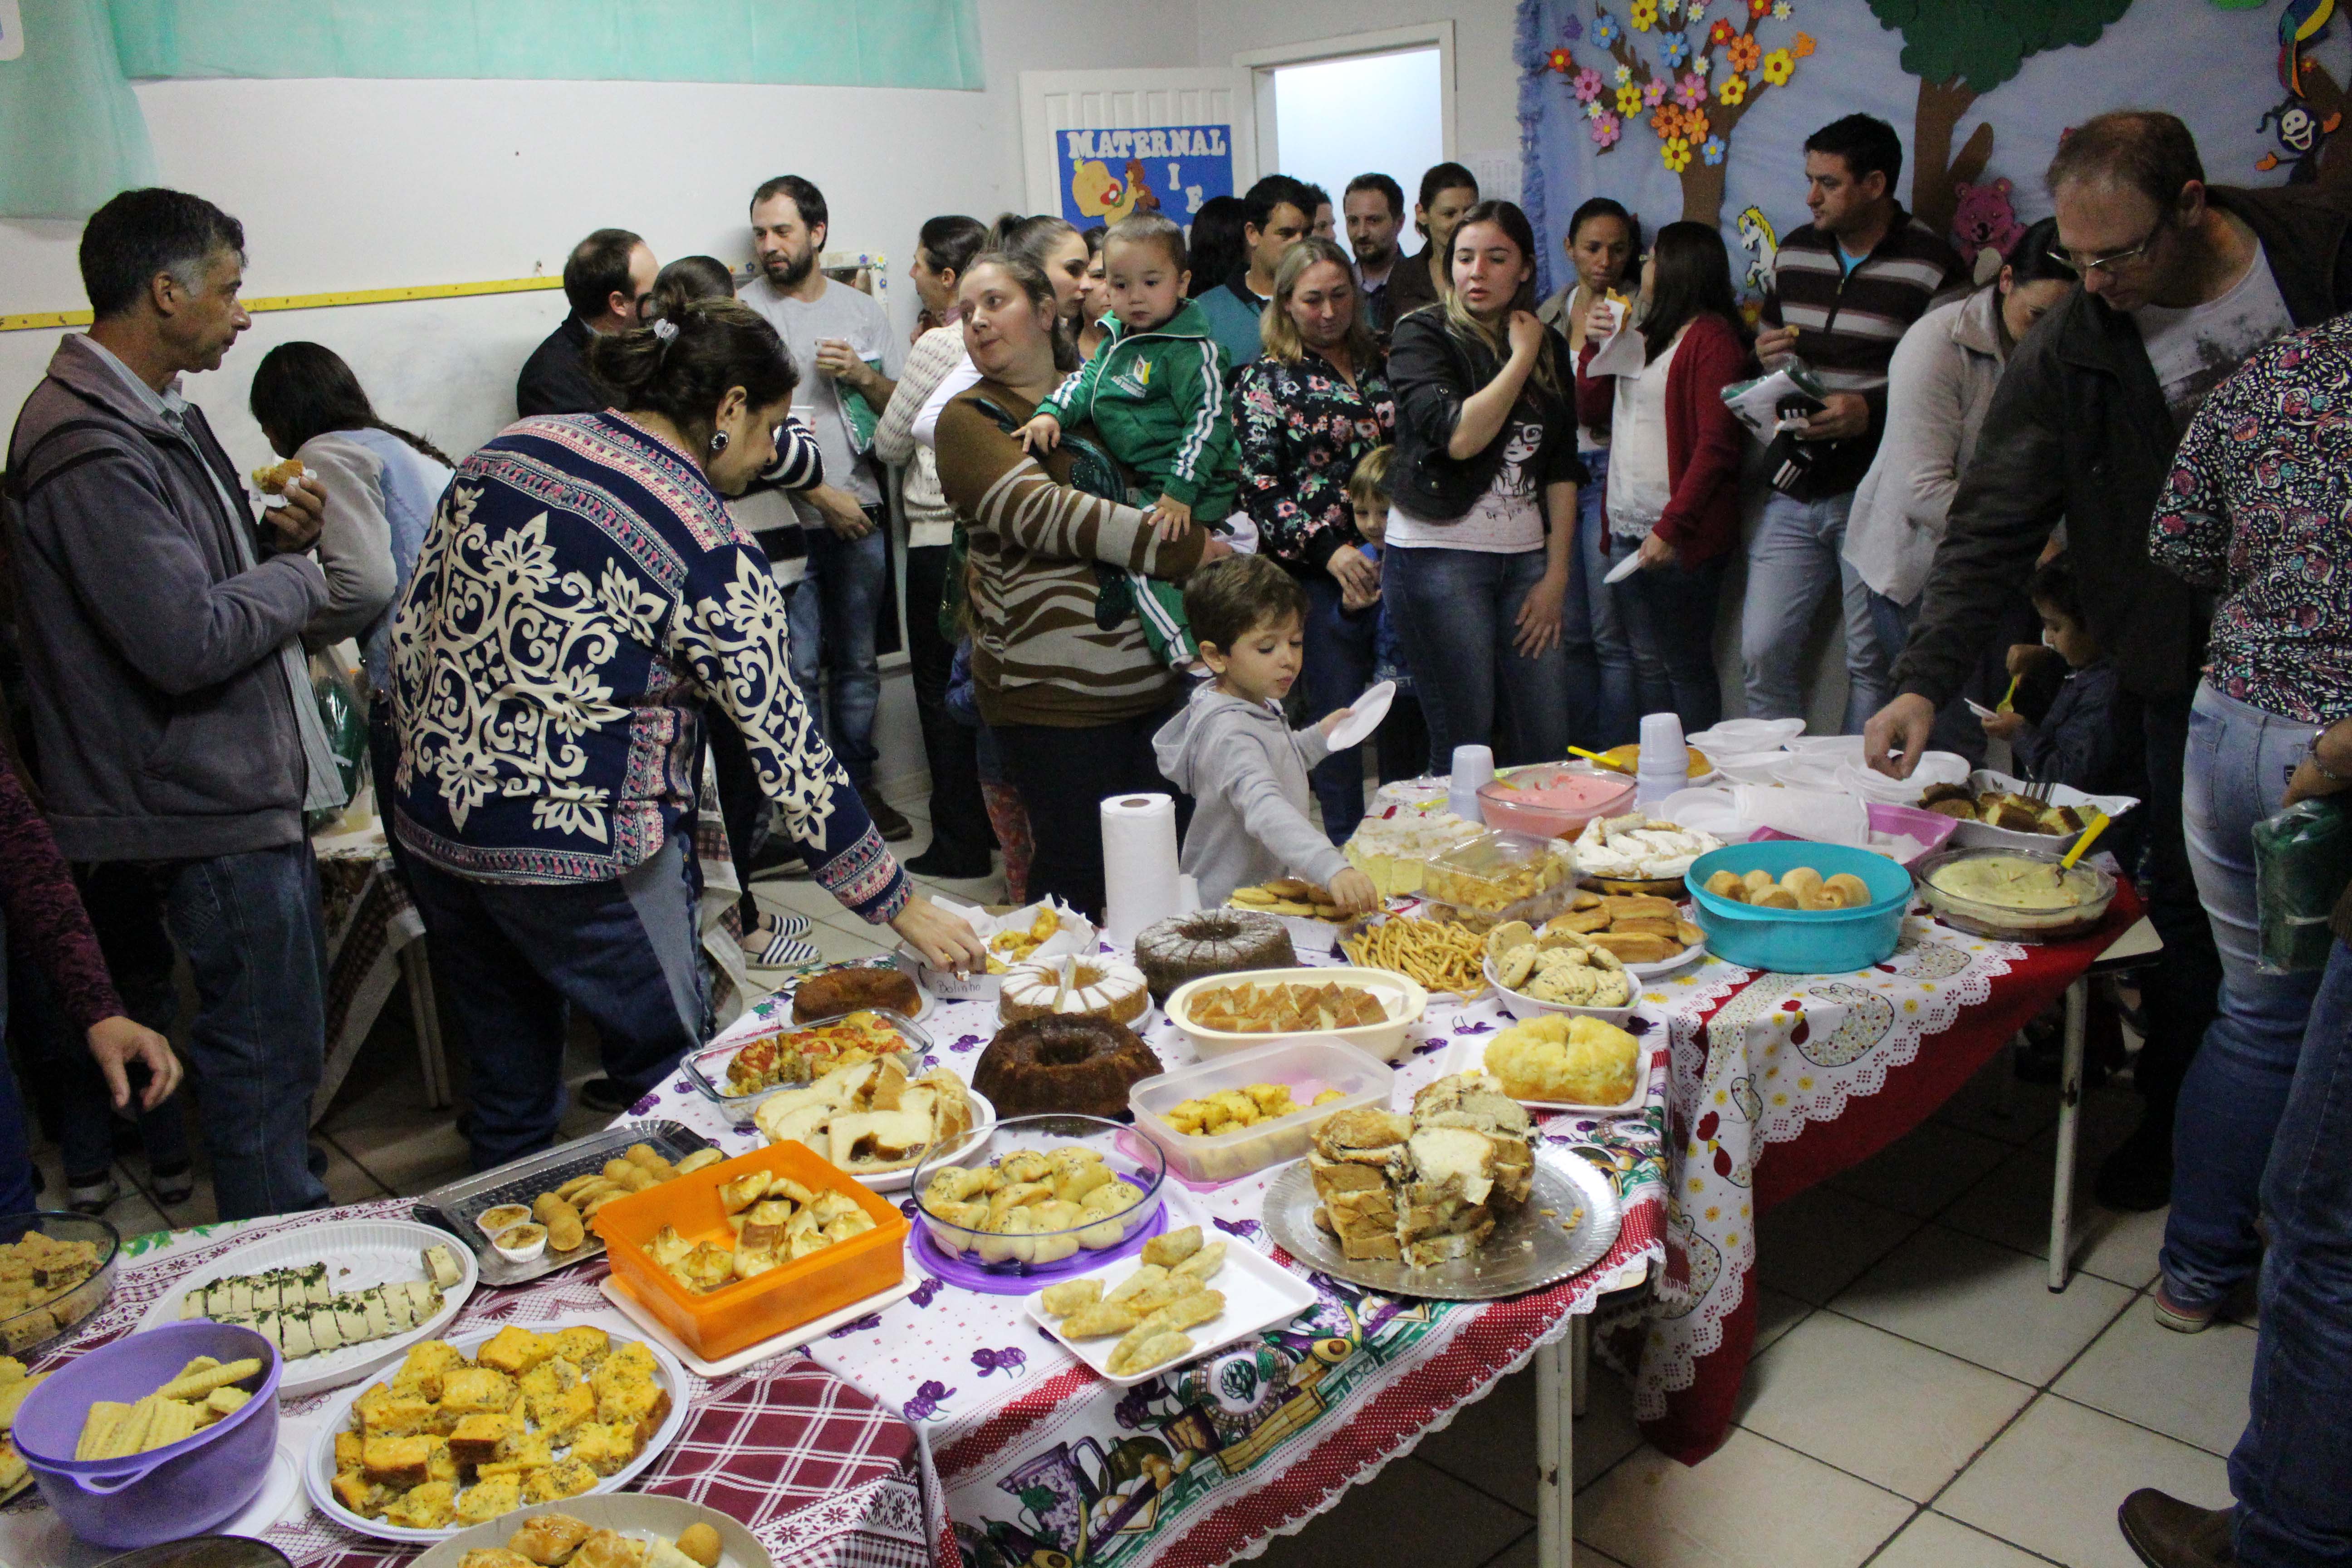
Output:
[1021, 211, 1243, 666]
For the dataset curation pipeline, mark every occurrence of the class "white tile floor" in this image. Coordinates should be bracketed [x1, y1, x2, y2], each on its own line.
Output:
[21, 792, 2256, 1568]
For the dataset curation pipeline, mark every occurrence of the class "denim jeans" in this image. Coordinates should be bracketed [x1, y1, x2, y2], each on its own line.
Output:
[905, 542, 993, 865]
[1385, 545, 1572, 772]
[804, 517, 888, 786]
[2231, 936, 2352, 1565]
[1563, 448, 1639, 748]
[1614, 551, 1729, 734]
[1866, 589, 1988, 767]
[77, 843, 331, 1221]
[2163, 681, 2325, 1307]
[1739, 489, 1888, 730]
[405, 835, 706, 1171]
[1302, 573, 1379, 842]
[10, 938, 186, 1184]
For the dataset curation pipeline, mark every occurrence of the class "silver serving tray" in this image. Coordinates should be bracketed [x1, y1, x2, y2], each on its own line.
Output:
[411, 1120, 716, 1287]
[1261, 1147, 1623, 1301]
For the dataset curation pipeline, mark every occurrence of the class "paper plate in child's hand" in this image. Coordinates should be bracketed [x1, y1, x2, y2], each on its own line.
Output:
[1602, 551, 1644, 586]
[1324, 681, 1395, 751]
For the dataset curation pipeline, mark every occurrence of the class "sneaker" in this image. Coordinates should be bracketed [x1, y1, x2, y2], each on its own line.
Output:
[748, 838, 811, 881]
[67, 1171, 118, 1215]
[2153, 1281, 2215, 1334]
[576, 1078, 635, 1115]
[149, 1161, 194, 1205]
[860, 786, 915, 843]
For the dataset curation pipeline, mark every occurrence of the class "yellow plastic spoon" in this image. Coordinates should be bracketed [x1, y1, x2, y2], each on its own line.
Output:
[1568, 745, 1636, 776]
[1996, 673, 2021, 714]
[2058, 806, 2110, 877]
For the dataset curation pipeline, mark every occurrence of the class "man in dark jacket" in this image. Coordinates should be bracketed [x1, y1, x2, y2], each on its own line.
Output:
[1867, 112, 2352, 1216]
[5, 188, 340, 1221]
[513, 226, 656, 417]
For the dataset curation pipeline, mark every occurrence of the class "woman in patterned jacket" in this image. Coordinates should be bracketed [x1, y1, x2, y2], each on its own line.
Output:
[390, 299, 985, 1170]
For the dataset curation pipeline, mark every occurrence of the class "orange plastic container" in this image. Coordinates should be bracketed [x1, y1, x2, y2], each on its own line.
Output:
[593, 1140, 908, 1360]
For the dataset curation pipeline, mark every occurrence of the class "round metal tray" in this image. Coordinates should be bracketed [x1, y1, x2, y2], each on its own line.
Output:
[1261, 1147, 1623, 1300]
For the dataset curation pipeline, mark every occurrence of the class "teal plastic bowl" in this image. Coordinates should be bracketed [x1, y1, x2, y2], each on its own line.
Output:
[1683, 842, 1912, 974]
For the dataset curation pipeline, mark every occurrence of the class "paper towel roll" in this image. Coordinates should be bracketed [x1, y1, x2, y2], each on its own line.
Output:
[1101, 793, 1182, 948]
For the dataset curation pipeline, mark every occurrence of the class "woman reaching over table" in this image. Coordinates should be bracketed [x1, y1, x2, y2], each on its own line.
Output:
[390, 299, 986, 1171]
[933, 251, 1225, 920]
[1382, 201, 1585, 769]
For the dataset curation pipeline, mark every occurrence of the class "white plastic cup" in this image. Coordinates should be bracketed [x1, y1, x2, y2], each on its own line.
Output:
[1636, 713, 1686, 810]
[1448, 745, 1496, 823]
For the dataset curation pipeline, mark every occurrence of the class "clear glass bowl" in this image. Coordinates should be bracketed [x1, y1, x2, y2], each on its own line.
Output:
[907, 1114, 1166, 1272]
[679, 1009, 932, 1129]
[1915, 848, 2117, 943]
[0, 1211, 118, 1358]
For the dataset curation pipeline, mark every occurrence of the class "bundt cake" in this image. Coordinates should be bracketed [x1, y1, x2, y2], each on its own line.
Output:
[996, 956, 1152, 1027]
[1133, 910, 1297, 1004]
[793, 964, 923, 1023]
[974, 1015, 1161, 1119]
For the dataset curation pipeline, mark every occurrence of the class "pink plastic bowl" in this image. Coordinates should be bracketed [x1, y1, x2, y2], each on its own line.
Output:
[15, 1319, 280, 1548]
[1477, 766, 1637, 841]
[1747, 801, 1959, 868]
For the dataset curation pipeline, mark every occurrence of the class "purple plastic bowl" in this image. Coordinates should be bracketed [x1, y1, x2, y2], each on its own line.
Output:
[15, 1320, 281, 1549]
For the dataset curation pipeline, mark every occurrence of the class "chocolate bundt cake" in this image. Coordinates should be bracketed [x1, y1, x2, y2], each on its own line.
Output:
[973, 1015, 1161, 1119]
[793, 964, 923, 1023]
[1132, 910, 1297, 1004]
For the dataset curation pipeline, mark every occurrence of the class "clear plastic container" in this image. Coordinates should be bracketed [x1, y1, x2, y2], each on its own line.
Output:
[1476, 765, 1636, 841]
[679, 1010, 931, 1129]
[1420, 829, 1575, 914]
[906, 1115, 1166, 1273]
[1128, 1039, 1395, 1184]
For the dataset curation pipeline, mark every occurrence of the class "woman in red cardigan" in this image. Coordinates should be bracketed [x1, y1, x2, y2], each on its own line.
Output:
[1576, 221, 1752, 731]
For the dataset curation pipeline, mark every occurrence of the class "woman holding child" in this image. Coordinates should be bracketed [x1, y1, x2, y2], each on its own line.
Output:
[1383, 200, 1585, 771]
[1235, 237, 1396, 838]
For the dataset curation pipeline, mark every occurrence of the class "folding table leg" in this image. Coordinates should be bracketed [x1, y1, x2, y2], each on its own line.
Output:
[2048, 978, 2087, 1292]
[1571, 1314, 1590, 1417]
[1535, 1337, 1575, 1568]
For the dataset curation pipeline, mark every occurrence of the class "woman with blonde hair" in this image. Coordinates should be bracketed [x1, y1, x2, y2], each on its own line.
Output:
[1235, 237, 1396, 836]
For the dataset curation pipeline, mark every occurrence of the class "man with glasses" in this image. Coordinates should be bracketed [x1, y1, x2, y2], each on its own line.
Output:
[516, 227, 657, 417]
[1866, 110, 2352, 1229]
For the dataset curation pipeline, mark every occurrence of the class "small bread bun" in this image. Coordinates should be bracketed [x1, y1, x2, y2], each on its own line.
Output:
[1779, 866, 1824, 897]
[1798, 887, 1843, 911]
[1703, 870, 1744, 900]
[1742, 869, 1776, 896]
[1752, 886, 1799, 910]
[1823, 872, 1872, 908]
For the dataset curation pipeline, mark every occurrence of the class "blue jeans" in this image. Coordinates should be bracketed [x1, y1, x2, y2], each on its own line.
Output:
[405, 835, 706, 1170]
[77, 843, 330, 1221]
[1614, 551, 1729, 734]
[1866, 589, 1988, 767]
[2163, 681, 2325, 1307]
[1303, 573, 1379, 841]
[1564, 449, 1639, 748]
[803, 518, 887, 786]
[2231, 936, 2352, 1565]
[1739, 489, 1887, 730]
[1385, 545, 1572, 772]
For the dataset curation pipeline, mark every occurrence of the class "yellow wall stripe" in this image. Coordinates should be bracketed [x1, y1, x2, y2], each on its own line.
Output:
[0, 273, 564, 333]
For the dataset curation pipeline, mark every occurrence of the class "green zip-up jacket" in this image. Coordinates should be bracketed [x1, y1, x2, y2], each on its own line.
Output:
[1038, 298, 1238, 519]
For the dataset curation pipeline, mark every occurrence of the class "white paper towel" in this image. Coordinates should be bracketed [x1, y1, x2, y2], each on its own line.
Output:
[1731, 784, 1870, 846]
[1101, 792, 1182, 947]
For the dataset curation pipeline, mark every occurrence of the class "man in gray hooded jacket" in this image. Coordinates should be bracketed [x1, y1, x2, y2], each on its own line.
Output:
[5, 188, 341, 1220]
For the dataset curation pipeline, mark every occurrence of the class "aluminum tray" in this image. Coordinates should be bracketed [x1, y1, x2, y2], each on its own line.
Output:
[410, 1120, 716, 1287]
[1260, 1149, 1622, 1301]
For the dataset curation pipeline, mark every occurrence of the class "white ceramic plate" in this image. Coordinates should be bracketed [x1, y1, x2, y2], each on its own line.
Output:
[301, 1314, 691, 1544]
[1438, 1032, 1652, 1117]
[1023, 1240, 1318, 1388]
[412, 1494, 775, 1568]
[1324, 680, 1395, 751]
[136, 1217, 477, 1398]
[828, 1088, 999, 1195]
[1480, 955, 1636, 1028]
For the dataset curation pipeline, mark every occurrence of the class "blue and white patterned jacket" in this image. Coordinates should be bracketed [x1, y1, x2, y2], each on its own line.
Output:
[388, 412, 907, 921]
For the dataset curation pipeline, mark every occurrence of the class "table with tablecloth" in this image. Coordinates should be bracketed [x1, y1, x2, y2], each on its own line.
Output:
[631, 944, 1689, 1568]
[0, 1200, 946, 1568]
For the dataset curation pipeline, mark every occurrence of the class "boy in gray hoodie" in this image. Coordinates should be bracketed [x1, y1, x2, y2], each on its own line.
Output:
[1152, 556, 1383, 911]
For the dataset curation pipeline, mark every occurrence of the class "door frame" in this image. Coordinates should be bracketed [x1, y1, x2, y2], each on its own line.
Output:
[1230, 21, 1457, 179]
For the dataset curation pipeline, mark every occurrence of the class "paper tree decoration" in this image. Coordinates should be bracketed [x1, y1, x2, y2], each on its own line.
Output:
[1552, 0, 1815, 225]
[1865, 0, 2133, 239]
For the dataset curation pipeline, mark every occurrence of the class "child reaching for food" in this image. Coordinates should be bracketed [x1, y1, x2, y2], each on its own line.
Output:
[1979, 557, 2124, 793]
[1019, 211, 1245, 668]
[1152, 555, 1382, 912]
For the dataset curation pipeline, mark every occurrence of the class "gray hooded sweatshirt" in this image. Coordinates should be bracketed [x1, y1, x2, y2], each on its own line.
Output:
[1153, 682, 1350, 907]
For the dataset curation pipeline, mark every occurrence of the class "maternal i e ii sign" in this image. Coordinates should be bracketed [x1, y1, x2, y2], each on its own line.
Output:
[1058, 125, 1235, 228]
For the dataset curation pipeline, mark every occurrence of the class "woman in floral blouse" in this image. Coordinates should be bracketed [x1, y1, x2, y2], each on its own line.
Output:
[1235, 238, 1396, 839]
[391, 300, 985, 1170]
[2146, 312, 2352, 1332]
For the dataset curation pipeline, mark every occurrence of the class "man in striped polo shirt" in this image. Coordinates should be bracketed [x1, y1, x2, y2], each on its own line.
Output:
[1740, 114, 1963, 729]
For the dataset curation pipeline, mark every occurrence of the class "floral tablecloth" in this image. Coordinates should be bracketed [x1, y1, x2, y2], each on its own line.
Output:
[632, 939, 1689, 1568]
[0, 1202, 946, 1568]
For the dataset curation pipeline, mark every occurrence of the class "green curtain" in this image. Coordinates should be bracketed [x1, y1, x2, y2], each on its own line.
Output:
[0, 0, 157, 220]
[106, 0, 985, 88]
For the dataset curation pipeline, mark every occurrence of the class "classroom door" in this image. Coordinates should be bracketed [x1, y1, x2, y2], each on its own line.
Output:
[1019, 69, 1257, 231]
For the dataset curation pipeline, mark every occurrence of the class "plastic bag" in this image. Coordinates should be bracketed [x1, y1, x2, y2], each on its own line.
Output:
[304, 654, 368, 832]
[2254, 797, 2352, 975]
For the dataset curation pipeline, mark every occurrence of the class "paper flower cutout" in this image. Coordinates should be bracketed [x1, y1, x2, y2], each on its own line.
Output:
[1616, 62, 1634, 83]
[1702, 135, 1728, 166]
[1549, 46, 1574, 72]
[1645, 77, 1669, 107]
[1718, 73, 1748, 104]
[1684, 109, 1710, 142]
[1728, 33, 1760, 70]
[1575, 66, 1605, 101]
[1749, 0, 1773, 14]
[1651, 105, 1682, 139]
[1630, 0, 1658, 31]
[1592, 111, 1622, 147]
[1663, 29, 1691, 64]
[1586, 98, 1607, 119]
[1792, 31, 1815, 57]
[1761, 47, 1794, 84]
[1690, 50, 1712, 75]
[1593, 13, 1622, 46]
[1562, 13, 1585, 39]
[1663, 135, 1693, 172]
[1688, 0, 1710, 18]
[1773, 0, 1792, 14]
[1616, 83, 1644, 116]
[1675, 72, 1708, 108]
[1709, 17, 1737, 45]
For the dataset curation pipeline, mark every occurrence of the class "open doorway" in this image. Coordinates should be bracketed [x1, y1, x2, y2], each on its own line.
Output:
[1241, 24, 1455, 222]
